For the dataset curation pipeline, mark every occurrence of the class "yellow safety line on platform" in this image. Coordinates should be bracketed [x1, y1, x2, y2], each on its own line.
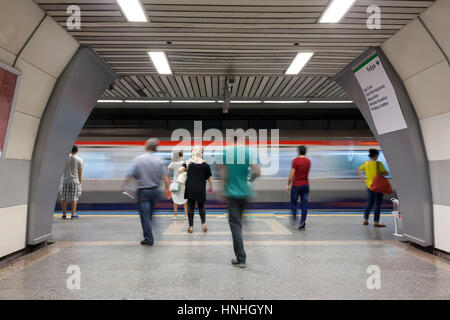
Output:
[57, 240, 394, 247]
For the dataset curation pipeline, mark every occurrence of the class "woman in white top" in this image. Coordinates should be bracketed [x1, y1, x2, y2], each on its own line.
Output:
[168, 150, 188, 220]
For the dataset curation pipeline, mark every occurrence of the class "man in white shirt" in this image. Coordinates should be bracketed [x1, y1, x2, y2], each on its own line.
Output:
[60, 145, 84, 219]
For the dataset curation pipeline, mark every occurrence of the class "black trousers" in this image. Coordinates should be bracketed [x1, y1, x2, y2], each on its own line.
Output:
[228, 197, 248, 263]
[187, 199, 206, 227]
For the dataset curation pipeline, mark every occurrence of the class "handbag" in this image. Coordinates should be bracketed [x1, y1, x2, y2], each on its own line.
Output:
[370, 161, 392, 194]
[176, 171, 187, 185]
[176, 161, 188, 185]
[170, 182, 181, 192]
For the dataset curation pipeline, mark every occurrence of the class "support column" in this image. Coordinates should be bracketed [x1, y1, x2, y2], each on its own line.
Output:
[27, 47, 117, 245]
[335, 47, 434, 247]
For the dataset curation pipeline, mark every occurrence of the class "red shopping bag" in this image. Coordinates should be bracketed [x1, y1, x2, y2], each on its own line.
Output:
[370, 162, 392, 194]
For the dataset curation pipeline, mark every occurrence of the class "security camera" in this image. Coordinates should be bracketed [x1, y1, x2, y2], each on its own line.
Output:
[227, 78, 236, 85]
[226, 77, 236, 91]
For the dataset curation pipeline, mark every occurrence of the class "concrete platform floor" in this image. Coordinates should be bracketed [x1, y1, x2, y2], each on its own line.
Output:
[1, 213, 449, 300]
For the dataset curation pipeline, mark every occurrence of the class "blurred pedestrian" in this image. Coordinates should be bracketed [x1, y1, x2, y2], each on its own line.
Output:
[286, 145, 311, 230]
[220, 137, 260, 268]
[125, 138, 171, 246]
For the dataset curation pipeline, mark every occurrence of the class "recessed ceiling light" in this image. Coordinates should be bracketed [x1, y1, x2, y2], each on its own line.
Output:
[264, 100, 308, 104]
[319, 0, 357, 23]
[230, 100, 261, 104]
[172, 100, 216, 103]
[124, 100, 170, 103]
[148, 52, 172, 75]
[116, 0, 147, 22]
[309, 100, 354, 103]
[97, 100, 123, 103]
[285, 52, 314, 75]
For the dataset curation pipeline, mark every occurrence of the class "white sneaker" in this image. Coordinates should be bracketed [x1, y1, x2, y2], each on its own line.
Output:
[172, 216, 177, 220]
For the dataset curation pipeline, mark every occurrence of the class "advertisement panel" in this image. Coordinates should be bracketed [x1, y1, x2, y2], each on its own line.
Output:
[0, 66, 19, 159]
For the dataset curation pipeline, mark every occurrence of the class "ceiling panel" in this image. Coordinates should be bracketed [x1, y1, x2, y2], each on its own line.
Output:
[34, 0, 434, 99]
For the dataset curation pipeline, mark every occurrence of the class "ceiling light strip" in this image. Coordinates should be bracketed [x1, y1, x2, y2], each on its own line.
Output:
[319, 0, 357, 23]
[171, 100, 216, 103]
[97, 100, 123, 103]
[148, 52, 172, 75]
[116, 0, 147, 22]
[124, 100, 170, 103]
[309, 100, 354, 103]
[264, 101, 308, 104]
[285, 52, 314, 75]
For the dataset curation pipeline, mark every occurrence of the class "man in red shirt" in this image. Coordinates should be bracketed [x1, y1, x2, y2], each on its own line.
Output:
[286, 145, 311, 230]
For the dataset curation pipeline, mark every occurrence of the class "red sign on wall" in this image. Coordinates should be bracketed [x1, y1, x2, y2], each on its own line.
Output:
[0, 67, 18, 158]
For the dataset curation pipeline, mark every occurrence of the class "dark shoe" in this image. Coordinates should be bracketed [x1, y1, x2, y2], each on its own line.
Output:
[363, 220, 369, 225]
[231, 258, 246, 268]
[61, 215, 67, 219]
[140, 240, 153, 246]
[71, 214, 79, 219]
[298, 223, 306, 230]
[374, 222, 386, 228]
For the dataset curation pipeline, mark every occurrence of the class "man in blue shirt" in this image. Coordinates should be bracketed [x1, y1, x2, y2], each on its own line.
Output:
[220, 137, 260, 268]
[125, 138, 171, 246]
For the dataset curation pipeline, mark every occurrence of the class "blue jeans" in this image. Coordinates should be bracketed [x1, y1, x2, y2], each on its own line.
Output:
[137, 188, 160, 244]
[290, 185, 309, 226]
[364, 189, 383, 222]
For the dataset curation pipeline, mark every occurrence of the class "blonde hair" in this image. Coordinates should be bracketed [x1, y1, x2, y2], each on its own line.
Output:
[191, 146, 204, 163]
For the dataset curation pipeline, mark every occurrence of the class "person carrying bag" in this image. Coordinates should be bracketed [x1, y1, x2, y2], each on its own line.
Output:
[168, 150, 188, 220]
[357, 149, 390, 227]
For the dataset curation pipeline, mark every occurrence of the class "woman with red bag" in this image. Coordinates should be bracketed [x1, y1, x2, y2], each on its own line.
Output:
[357, 149, 389, 227]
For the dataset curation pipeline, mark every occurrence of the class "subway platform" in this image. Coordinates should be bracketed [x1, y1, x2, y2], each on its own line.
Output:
[0, 212, 449, 300]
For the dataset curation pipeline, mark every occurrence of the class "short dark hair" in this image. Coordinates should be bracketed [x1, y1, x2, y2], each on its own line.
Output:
[71, 145, 78, 154]
[146, 138, 159, 151]
[369, 149, 379, 158]
[298, 145, 307, 155]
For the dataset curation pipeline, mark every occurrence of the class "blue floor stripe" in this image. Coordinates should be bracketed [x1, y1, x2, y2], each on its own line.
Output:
[54, 211, 392, 215]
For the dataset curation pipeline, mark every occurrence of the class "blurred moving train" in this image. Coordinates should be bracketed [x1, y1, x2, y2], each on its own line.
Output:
[57, 135, 395, 211]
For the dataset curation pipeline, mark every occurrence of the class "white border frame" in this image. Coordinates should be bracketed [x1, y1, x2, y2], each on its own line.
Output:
[0, 59, 22, 165]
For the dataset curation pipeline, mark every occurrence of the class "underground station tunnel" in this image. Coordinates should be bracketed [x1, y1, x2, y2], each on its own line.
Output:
[0, 0, 449, 306]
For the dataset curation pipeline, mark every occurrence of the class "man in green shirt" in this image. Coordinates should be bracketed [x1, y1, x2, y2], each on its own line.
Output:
[220, 137, 260, 268]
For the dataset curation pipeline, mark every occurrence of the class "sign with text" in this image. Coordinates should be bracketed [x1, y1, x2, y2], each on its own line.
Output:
[0, 66, 18, 158]
[354, 54, 407, 135]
